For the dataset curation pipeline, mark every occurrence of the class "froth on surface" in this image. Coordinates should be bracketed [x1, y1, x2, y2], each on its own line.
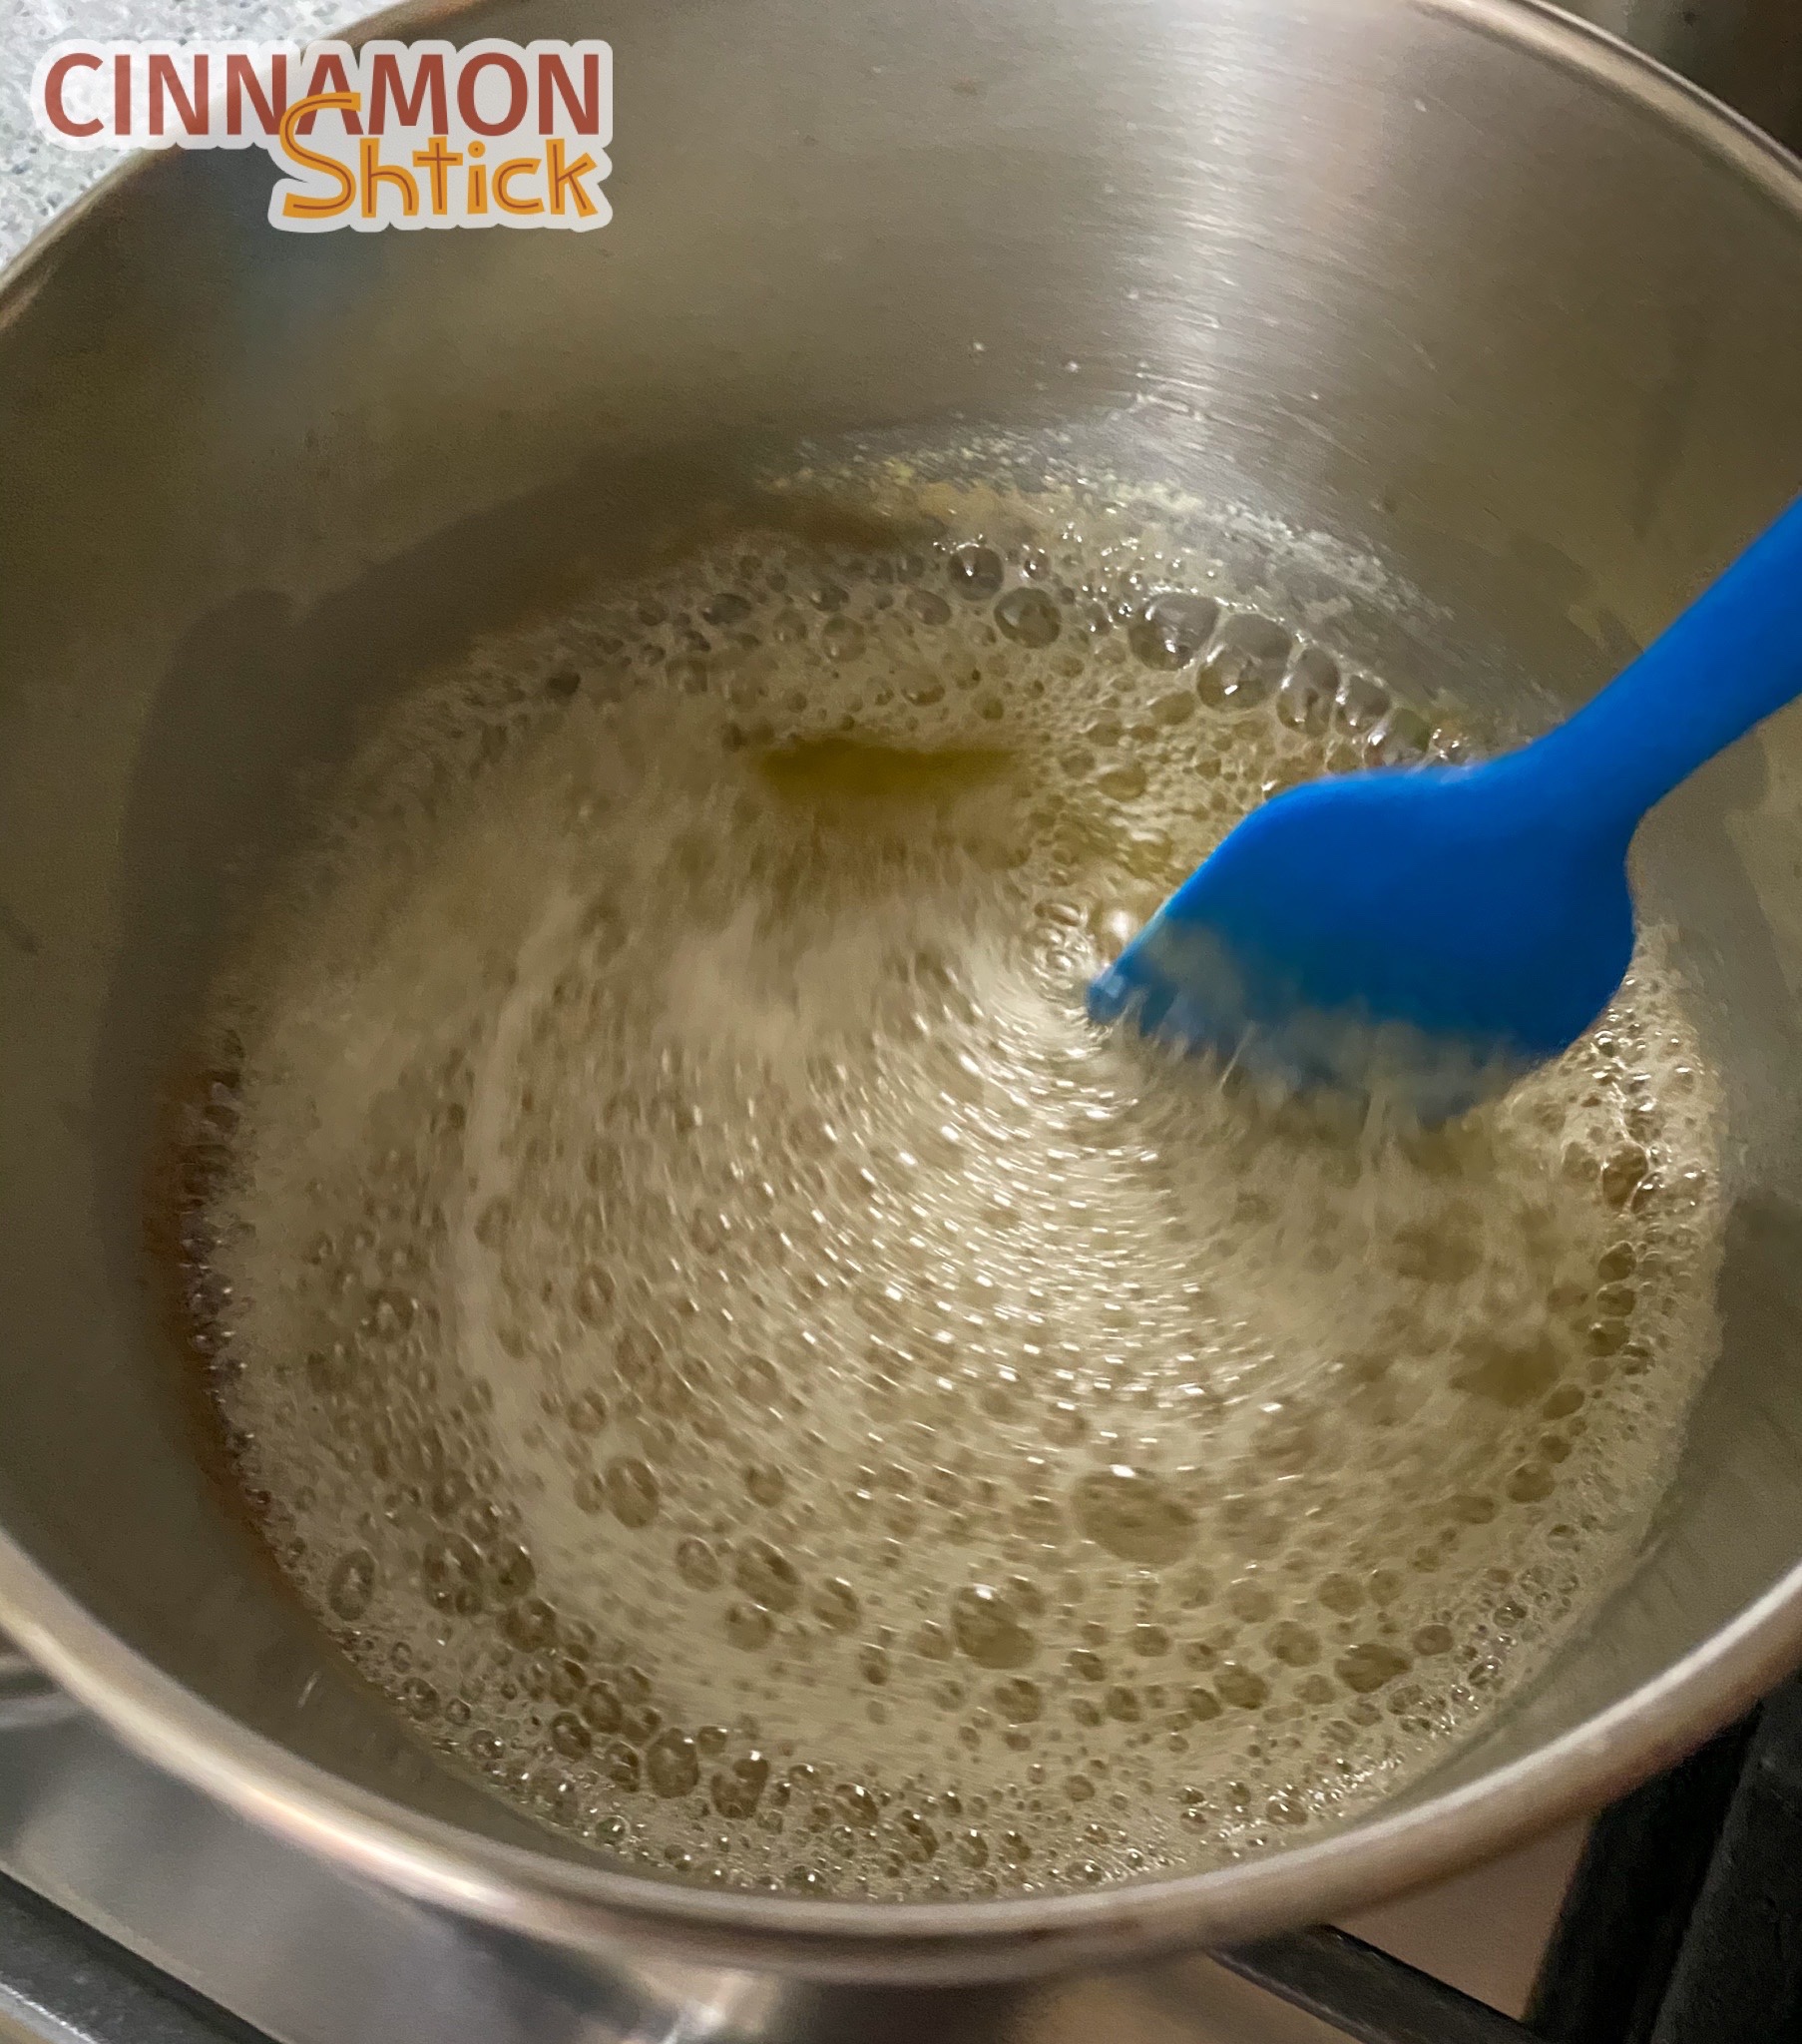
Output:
[191, 495, 1724, 1900]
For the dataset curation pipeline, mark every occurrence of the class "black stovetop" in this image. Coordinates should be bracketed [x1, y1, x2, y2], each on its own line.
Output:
[1227, 1673, 1802, 2042]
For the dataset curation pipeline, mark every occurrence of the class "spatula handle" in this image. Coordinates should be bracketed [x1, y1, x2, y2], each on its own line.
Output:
[1524, 491, 1802, 829]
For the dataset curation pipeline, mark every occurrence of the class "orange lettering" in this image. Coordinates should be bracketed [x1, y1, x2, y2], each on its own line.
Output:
[277, 92, 358, 218]
[411, 136, 462, 215]
[545, 137, 598, 217]
[494, 156, 543, 215]
[360, 137, 420, 218]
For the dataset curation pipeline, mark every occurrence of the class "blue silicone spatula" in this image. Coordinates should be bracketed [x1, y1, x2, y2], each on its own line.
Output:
[1088, 492, 1802, 1119]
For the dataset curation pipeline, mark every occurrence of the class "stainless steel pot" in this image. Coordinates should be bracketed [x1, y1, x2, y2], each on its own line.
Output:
[2, 0, 1802, 1999]
[1566, 0, 1802, 152]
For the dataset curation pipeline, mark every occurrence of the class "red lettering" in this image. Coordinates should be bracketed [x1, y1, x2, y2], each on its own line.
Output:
[458, 51, 527, 136]
[149, 52, 208, 138]
[225, 52, 286, 138]
[369, 50, 447, 134]
[114, 52, 131, 137]
[42, 52, 103, 139]
[296, 51, 362, 134]
[538, 52, 601, 135]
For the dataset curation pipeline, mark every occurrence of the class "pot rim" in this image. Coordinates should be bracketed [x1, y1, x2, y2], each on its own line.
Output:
[3, 0, 1801, 1981]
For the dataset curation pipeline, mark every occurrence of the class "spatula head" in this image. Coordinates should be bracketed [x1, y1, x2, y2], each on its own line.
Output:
[1087, 763, 1636, 1120]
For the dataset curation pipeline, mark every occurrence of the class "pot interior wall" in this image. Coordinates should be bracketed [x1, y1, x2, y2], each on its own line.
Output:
[2, 0, 1802, 1927]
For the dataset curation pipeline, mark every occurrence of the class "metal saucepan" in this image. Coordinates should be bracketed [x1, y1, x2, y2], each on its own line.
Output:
[2, 0, 1802, 2001]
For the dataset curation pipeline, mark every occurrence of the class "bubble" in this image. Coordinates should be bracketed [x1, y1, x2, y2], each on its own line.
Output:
[1365, 706, 1433, 766]
[724, 1603, 774, 1651]
[422, 1536, 484, 1615]
[1268, 1622, 1319, 1667]
[1602, 1146, 1649, 1208]
[1127, 593, 1218, 671]
[951, 1585, 1039, 1670]
[503, 1597, 557, 1651]
[810, 1579, 860, 1631]
[822, 618, 867, 663]
[601, 1741, 642, 1791]
[1072, 1466, 1194, 1564]
[1335, 671, 1391, 732]
[1507, 1463, 1557, 1504]
[491, 1542, 536, 1602]
[567, 1388, 608, 1434]
[948, 544, 1005, 600]
[581, 1681, 625, 1733]
[712, 1752, 770, 1818]
[734, 1539, 800, 1612]
[744, 1463, 787, 1507]
[895, 1809, 939, 1861]
[676, 1537, 722, 1589]
[1195, 612, 1291, 710]
[1335, 1643, 1412, 1695]
[1276, 646, 1337, 734]
[400, 1677, 439, 1719]
[327, 1547, 376, 1621]
[1095, 761, 1147, 802]
[550, 1711, 592, 1758]
[836, 1780, 880, 1828]
[1214, 1664, 1270, 1710]
[995, 588, 1062, 648]
[647, 1729, 701, 1797]
[604, 1458, 661, 1529]
[993, 1678, 1043, 1722]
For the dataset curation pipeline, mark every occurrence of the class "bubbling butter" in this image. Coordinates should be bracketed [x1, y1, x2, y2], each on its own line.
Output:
[194, 504, 1723, 1898]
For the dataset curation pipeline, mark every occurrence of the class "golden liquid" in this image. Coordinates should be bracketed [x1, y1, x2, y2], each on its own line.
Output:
[197, 510, 1723, 1897]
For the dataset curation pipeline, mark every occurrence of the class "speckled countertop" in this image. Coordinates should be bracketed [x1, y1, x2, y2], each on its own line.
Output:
[0, 0, 345, 264]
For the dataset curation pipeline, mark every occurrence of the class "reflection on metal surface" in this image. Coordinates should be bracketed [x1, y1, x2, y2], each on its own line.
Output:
[0, 1696, 1256, 2044]
[0, 1680, 1590, 2043]
[0, 1646, 67, 1737]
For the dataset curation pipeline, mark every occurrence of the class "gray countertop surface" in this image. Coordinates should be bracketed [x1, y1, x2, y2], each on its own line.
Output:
[0, 0, 343, 265]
